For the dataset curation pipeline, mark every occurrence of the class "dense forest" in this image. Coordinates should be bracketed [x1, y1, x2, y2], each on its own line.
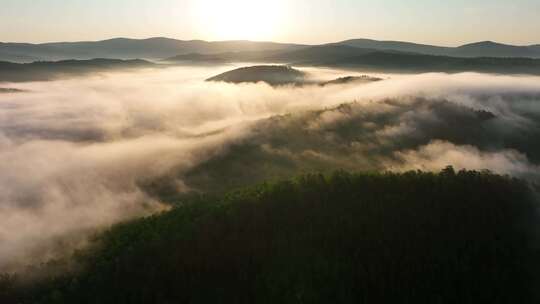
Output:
[2, 168, 538, 303]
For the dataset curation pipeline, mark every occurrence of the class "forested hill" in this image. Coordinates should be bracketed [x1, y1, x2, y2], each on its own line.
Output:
[3, 169, 538, 303]
[0, 58, 155, 82]
[0, 38, 305, 63]
[206, 65, 306, 86]
[2, 37, 540, 63]
[313, 51, 540, 75]
[165, 45, 540, 75]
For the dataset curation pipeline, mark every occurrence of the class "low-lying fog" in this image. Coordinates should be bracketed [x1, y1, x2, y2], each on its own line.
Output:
[1, 65, 539, 272]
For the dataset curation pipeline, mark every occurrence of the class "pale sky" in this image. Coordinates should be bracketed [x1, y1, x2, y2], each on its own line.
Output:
[1, 0, 539, 46]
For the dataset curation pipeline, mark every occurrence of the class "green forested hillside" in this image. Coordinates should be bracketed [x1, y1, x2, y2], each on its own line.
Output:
[3, 169, 538, 303]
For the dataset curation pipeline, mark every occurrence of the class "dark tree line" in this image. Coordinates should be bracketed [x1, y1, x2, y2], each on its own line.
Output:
[2, 168, 539, 303]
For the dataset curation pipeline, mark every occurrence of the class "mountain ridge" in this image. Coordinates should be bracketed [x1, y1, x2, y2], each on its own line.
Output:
[2, 37, 540, 63]
[0, 37, 307, 62]
[339, 38, 540, 58]
[169, 44, 540, 76]
[0, 58, 155, 82]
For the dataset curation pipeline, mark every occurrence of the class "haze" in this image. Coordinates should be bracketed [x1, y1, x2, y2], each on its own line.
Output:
[2, 66, 540, 271]
[1, 0, 539, 45]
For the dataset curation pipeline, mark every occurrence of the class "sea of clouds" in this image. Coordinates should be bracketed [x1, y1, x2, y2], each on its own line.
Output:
[1, 65, 539, 271]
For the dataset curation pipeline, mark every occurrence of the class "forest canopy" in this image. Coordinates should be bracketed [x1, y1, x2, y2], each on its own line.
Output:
[3, 168, 538, 303]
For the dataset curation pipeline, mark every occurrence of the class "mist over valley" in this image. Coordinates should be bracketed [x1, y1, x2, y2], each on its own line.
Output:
[2, 2, 540, 300]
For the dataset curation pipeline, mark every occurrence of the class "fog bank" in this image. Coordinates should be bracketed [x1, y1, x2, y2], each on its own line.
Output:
[1, 66, 540, 271]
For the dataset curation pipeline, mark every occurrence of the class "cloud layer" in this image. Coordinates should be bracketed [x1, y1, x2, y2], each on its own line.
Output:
[1, 66, 540, 271]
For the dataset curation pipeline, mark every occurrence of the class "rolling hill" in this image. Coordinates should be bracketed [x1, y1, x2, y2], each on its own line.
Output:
[195, 45, 540, 75]
[339, 38, 540, 58]
[262, 44, 377, 64]
[313, 51, 540, 74]
[206, 65, 307, 86]
[162, 53, 228, 64]
[339, 38, 452, 56]
[0, 58, 155, 82]
[0, 38, 306, 62]
[206, 65, 383, 87]
[454, 41, 540, 57]
[5, 170, 538, 303]
[4, 45, 540, 83]
[2, 37, 540, 64]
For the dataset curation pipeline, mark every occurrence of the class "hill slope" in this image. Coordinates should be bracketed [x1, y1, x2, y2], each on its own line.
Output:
[339, 38, 452, 56]
[171, 45, 540, 75]
[339, 38, 540, 58]
[3, 37, 540, 63]
[206, 65, 383, 87]
[5, 170, 538, 303]
[206, 65, 307, 86]
[0, 58, 155, 82]
[454, 41, 540, 57]
[307, 51, 540, 75]
[263, 44, 377, 64]
[0, 38, 306, 62]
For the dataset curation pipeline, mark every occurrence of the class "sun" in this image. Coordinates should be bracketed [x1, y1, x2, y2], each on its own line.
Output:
[191, 0, 285, 41]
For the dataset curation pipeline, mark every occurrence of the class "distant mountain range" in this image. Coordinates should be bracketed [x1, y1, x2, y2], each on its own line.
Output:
[306, 49, 540, 75]
[339, 39, 540, 58]
[1, 37, 540, 63]
[1, 37, 540, 82]
[170, 44, 540, 75]
[0, 37, 305, 63]
[1, 49, 540, 83]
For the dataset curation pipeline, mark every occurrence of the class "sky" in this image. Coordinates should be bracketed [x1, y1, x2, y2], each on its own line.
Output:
[1, 0, 539, 46]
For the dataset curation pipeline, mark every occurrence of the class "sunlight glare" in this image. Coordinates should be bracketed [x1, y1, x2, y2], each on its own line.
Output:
[191, 0, 285, 41]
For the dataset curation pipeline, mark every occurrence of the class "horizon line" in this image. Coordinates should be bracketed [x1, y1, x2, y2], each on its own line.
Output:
[1, 36, 539, 48]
